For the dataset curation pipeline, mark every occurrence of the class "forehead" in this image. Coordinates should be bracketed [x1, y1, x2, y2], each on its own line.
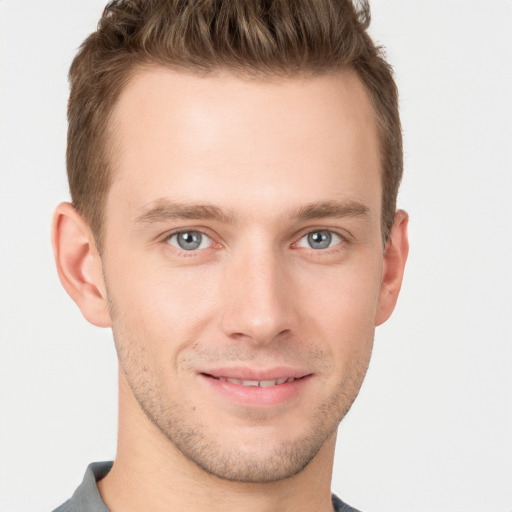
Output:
[106, 67, 381, 222]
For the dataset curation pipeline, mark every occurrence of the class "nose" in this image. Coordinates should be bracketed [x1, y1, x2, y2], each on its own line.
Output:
[220, 243, 298, 345]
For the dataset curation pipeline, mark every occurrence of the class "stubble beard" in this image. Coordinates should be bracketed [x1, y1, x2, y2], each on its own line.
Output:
[109, 299, 372, 484]
[121, 360, 366, 484]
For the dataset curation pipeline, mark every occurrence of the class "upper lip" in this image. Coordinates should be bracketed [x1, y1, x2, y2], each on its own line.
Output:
[199, 367, 311, 381]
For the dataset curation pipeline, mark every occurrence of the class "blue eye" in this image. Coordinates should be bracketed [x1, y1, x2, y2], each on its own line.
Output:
[167, 231, 212, 251]
[297, 230, 342, 250]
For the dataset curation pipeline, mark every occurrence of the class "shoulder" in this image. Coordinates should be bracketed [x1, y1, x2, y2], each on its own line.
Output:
[52, 499, 77, 512]
[332, 493, 365, 512]
[50, 461, 113, 512]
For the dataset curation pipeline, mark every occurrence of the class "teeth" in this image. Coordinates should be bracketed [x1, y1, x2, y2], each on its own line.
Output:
[239, 379, 259, 387]
[222, 377, 295, 387]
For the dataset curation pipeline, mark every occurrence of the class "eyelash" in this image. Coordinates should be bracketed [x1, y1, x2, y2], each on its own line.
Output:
[164, 229, 219, 256]
[294, 230, 345, 251]
[163, 228, 349, 254]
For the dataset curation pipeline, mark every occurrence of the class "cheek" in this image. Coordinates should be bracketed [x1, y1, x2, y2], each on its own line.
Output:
[298, 257, 383, 324]
[106, 258, 221, 353]
[295, 259, 382, 361]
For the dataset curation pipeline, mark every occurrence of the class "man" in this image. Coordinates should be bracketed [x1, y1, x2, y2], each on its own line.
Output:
[51, 0, 408, 510]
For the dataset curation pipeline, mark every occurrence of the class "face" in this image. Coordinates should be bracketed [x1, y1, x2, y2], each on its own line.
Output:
[100, 68, 388, 482]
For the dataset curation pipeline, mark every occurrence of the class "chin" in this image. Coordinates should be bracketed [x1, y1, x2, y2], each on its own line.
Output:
[178, 436, 327, 483]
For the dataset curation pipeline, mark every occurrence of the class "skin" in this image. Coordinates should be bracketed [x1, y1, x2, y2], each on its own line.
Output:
[53, 67, 408, 512]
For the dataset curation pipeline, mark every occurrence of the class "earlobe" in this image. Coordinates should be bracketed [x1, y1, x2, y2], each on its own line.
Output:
[375, 210, 409, 326]
[52, 202, 112, 328]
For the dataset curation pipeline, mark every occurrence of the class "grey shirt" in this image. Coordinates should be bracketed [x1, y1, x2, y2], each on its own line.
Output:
[52, 461, 363, 512]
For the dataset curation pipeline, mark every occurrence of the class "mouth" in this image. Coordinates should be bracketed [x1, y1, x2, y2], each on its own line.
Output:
[203, 375, 302, 387]
[198, 369, 312, 408]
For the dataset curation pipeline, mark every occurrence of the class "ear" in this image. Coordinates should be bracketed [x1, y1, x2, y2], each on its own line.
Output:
[375, 210, 409, 326]
[51, 202, 111, 327]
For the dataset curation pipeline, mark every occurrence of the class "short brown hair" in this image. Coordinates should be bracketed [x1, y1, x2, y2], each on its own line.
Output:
[67, 0, 402, 246]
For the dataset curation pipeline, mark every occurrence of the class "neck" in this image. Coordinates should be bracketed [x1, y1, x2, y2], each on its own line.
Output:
[98, 371, 337, 512]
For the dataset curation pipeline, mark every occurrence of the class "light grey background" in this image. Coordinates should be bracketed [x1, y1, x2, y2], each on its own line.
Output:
[1, 1, 511, 511]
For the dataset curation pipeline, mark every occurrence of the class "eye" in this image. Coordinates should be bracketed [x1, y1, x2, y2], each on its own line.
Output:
[167, 231, 213, 251]
[296, 230, 343, 250]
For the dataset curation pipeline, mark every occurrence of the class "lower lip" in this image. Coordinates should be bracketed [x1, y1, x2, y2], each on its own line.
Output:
[199, 374, 312, 408]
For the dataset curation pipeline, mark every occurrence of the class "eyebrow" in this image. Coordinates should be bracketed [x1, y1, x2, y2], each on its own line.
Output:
[134, 198, 370, 225]
[134, 200, 235, 224]
[291, 200, 370, 221]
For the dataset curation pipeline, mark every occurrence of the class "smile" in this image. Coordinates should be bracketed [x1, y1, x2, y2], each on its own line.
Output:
[198, 368, 312, 407]
[213, 377, 296, 387]
[199, 371, 311, 408]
